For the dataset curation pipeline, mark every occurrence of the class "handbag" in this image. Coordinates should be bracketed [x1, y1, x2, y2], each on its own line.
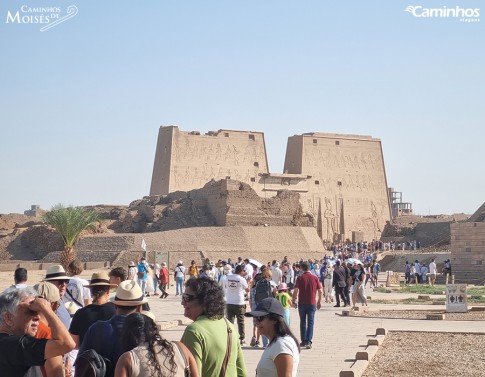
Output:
[173, 341, 191, 377]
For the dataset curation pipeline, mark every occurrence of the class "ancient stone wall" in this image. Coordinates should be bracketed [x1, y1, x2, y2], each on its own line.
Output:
[68, 226, 325, 264]
[451, 221, 485, 284]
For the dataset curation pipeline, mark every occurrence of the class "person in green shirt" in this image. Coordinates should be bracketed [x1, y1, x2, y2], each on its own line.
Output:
[275, 282, 294, 326]
[181, 276, 247, 377]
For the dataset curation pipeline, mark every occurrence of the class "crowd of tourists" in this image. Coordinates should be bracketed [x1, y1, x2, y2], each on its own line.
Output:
[0, 250, 379, 377]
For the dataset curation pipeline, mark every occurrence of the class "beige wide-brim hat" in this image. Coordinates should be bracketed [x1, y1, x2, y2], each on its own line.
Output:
[84, 272, 117, 288]
[111, 280, 148, 306]
[141, 310, 156, 321]
[33, 281, 60, 303]
[44, 265, 70, 281]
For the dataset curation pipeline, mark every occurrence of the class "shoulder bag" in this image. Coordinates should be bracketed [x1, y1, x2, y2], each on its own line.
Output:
[173, 341, 191, 377]
[220, 318, 233, 377]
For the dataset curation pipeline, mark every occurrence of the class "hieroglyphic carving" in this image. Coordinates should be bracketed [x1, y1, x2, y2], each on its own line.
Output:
[446, 284, 467, 313]
[324, 197, 337, 242]
[386, 271, 401, 287]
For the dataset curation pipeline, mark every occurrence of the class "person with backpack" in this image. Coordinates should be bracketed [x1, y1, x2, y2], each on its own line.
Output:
[78, 280, 148, 377]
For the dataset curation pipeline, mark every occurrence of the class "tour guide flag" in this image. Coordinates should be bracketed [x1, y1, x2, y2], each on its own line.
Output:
[141, 238, 147, 252]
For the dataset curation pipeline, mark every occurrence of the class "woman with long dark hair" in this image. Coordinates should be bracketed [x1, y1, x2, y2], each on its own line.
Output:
[114, 313, 199, 377]
[245, 298, 300, 377]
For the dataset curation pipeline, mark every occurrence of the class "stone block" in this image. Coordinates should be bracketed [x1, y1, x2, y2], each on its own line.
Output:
[426, 313, 445, 320]
[368, 334, 385, 346]
[339, 360, 368, 377]
[418, 295, 430, 300]
[470, 306, 485, 312]
[342, 310, 350, 316]
[375, 328, 386, 335]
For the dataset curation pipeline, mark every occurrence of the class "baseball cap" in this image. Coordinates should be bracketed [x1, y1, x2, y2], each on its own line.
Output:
[245, 297, 285, 318]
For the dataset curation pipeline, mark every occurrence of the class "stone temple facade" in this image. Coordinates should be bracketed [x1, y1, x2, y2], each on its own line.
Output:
[150, 126, 391, 244]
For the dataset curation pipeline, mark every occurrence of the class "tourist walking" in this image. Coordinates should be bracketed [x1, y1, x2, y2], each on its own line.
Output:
[275, 282, 293, 326]
[429, 259, 437, 286]
[292, 262, 322, 349]
[137, 257, 149, 296]
[352, 262, 368, 308]
[174, 261, 186, 296]
[158, 262, 169, 298]
[332, 260, 350, 307]
[225, 265, 249, 345]
[245, 298, 300, 377]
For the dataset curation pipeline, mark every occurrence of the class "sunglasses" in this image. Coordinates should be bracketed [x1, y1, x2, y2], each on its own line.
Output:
[181, 293, 198, 303]
[54, 280, 69, 285]
[255, 315, 268, 322]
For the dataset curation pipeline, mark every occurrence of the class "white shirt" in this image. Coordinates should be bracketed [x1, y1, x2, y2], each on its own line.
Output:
[245, 263, 254, 280]
[256, 335, 299, 377]
[429, 262, 437, 274]
[64, 276, 91, 306]
[175, 265, 186, 278]
[271, 267, 283, 285]
[224, 274, 248, 305]
[285, 268, 295, 284]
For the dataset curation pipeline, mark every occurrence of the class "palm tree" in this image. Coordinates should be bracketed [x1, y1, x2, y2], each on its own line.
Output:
[43, 204, 100, 273]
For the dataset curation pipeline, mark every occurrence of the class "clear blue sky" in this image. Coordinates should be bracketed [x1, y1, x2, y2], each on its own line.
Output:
[1, 1, 483, 216]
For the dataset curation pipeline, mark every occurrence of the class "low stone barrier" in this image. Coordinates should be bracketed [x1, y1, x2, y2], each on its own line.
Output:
[339, 328, 387, 377]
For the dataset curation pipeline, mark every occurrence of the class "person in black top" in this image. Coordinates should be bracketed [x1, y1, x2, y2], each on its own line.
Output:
[0, 287, 75, 377]
[69, 271, 117, 348]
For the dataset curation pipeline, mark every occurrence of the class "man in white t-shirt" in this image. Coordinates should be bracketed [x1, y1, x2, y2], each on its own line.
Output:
[225, 265, 249, 345]
[429, 259, 437, 286]
[64, 260, 91, 308]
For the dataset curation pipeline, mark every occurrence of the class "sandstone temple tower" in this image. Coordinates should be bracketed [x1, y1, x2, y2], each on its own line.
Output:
[283, 133, 391, 244]
[150, 126, 391, 243]
[150, 126, 269, 195]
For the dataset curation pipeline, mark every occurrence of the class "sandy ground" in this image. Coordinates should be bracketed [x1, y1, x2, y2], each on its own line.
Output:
[351, 309, 485, 321]
[362, 331, 485, 377]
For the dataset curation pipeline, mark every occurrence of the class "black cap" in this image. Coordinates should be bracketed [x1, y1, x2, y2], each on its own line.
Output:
[235, 265, 244, 274]
[245, 298, 285, 318]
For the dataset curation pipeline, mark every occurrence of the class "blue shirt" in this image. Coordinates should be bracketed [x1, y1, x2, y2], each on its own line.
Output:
[138, 262, 148, 281]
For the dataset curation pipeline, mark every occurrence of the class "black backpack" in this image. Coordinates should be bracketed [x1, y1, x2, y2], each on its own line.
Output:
[74, 349, 111, 377]
[254, 279, 273, 305]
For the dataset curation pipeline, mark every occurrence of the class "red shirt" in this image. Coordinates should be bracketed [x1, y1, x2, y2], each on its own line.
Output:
[295, 271, 322, 305]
